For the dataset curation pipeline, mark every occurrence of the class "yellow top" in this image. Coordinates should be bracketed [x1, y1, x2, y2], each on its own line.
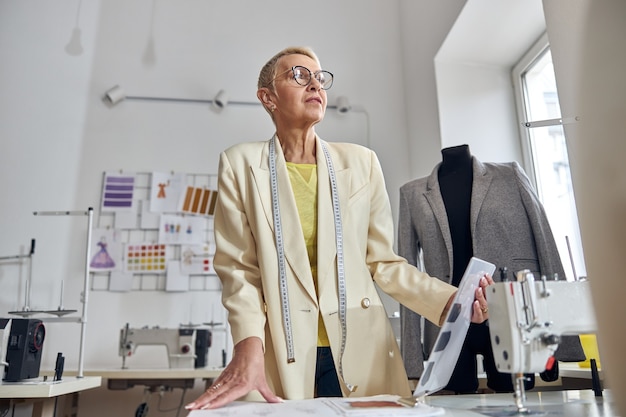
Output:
[286, 162, 329, 346]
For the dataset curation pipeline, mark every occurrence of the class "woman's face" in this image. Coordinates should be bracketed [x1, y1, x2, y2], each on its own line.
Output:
[265, 53, 328, 128]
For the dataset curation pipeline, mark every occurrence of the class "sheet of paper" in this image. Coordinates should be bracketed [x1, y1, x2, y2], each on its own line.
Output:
[89, 228, 122, 271]
[413, 257, 496, 397]
[158, 214, 207, 245]
[101, 172, 136, 212]
[187, 395, 444, 417]
[150, 172, 185, 213]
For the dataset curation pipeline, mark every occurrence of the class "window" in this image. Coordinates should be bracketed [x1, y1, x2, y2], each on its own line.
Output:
[512, 34, 586, 281]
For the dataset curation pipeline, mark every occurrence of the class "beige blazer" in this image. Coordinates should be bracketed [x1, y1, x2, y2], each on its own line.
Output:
[213, 136, 455, 400]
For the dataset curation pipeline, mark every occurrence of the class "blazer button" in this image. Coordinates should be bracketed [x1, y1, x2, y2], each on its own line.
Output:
[361, 298, 371, 309]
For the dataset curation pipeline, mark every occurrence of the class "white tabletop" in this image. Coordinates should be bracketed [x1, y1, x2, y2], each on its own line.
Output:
[425, 389, 616, 416]
[41, 367, 223, 379]
[0, 376, 101, 399]
[558, 362, 603, 379]
[186, 390, 618, 417]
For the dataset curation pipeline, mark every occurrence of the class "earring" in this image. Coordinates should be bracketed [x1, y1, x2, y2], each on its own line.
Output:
[270, 105, 276, 112]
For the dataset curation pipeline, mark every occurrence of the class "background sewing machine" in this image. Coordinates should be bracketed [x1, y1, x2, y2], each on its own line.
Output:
[118, 323, 211, 369]
[1, 318, 46, 382]
[486, 269, 598, 412]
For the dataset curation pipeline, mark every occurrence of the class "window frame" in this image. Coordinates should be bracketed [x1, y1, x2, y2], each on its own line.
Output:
[511, 32, 551, 189]
[511, 32, 586, 281]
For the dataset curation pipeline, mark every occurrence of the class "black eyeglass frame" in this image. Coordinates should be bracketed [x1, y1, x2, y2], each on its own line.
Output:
[267, 65, 334, 90]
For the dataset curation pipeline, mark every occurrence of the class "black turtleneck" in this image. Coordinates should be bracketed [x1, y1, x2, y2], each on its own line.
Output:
[438, 144, 473, 287]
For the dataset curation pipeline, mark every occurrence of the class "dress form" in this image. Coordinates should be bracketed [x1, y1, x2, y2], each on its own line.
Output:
[438, 144, 473, 286]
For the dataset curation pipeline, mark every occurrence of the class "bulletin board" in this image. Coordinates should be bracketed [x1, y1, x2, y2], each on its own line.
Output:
[91, 171, 220, 293]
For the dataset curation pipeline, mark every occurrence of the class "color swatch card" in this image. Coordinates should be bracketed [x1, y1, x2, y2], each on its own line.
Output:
[125, 242, 171, 273]
[101, 172, 136, 212]
[179, 186, 218, 216]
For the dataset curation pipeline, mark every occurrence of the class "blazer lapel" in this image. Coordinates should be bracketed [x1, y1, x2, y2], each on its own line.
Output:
[252, 137, 318, 304]
[424, 164, 455, 278]
[470, 158, 492, 239]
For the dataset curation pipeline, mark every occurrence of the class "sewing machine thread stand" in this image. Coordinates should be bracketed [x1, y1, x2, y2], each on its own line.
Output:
[1, 239, 36, 316]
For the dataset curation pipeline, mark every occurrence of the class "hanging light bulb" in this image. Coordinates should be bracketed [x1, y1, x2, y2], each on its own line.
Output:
[65, 0, 83, 57]
[142, 0, 157, 67]
[65, 27, 83, 56]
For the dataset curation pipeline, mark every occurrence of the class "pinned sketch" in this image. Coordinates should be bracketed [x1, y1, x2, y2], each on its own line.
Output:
[90, 228, 122, 271]
[125, 242, 171, 273]
[150, 172, 185, 213]
[413, 257, 496, 398]
[181, 243, 216, 275]
[158, 214, 207, 245]
[101, 172, 136, 212]
[179, 186, 218, 216]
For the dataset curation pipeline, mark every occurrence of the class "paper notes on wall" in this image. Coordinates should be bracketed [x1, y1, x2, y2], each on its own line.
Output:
[180, 186, 218, 216]
[101, 172, 136, 211]
[125, 243, 170, 273]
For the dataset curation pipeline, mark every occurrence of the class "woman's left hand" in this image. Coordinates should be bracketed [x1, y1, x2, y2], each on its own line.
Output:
[471, 274, 494, 323]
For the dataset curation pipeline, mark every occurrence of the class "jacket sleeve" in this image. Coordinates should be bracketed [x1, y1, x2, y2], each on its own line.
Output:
[213, 151, 267, 348]
[366, 150, 456, 326]
[513, 162, 566, 279]
[398, 185, 427, 378]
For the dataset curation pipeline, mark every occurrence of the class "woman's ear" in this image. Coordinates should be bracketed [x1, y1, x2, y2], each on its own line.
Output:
[257, 88, 275, 112]
[257, 88, 271, 105]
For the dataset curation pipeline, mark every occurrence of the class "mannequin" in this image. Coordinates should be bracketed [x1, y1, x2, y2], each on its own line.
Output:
[438, 144, 473, 288]
[438, 145, 531, 392]
[398, 145, 583, 393]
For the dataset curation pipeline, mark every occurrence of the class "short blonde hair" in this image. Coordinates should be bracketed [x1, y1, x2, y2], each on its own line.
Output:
[257, 46, 320, 91]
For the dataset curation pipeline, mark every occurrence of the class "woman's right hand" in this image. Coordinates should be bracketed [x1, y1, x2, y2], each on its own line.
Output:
[184, 336, 283, 410]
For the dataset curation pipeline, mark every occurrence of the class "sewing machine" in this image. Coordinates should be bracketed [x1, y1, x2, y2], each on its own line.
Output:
[1, 318, 46, 382]
[118, 323, 211, 369]
[0, 319, 11, 378]
[486, 269, 597, 412]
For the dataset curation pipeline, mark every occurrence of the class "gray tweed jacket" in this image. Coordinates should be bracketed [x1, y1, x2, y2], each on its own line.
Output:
[398, 157, 580, 378]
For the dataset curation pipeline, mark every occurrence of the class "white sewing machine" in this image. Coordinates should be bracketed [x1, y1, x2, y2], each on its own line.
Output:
[118, 323, 210, 369]
[486, 269, 597, 412]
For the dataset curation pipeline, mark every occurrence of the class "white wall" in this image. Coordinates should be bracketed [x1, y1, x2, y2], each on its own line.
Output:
[0, 1, 468, 415]
[0, 0, 406, 364]
[398, 0, 467, 179]
[434, 0, 547, 166]
[435, 61, 521, 162]
[6, 1, 600, 416]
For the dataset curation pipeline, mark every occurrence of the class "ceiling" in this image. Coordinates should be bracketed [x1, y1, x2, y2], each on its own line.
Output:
[436, 0, 546, 68]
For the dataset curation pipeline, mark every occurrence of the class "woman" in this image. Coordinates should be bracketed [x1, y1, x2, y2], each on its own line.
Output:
[185, 46, 492, 410]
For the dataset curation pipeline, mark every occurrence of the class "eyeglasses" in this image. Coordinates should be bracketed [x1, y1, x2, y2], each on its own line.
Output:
[269, 66, 334, 90]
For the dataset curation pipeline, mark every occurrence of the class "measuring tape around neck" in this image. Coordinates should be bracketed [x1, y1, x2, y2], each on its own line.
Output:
[269, 136, 353, 391]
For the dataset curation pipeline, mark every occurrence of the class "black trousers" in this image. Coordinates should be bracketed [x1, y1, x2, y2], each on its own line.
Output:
[315, 347, 342, 397]
[444, 322, 535, 393]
